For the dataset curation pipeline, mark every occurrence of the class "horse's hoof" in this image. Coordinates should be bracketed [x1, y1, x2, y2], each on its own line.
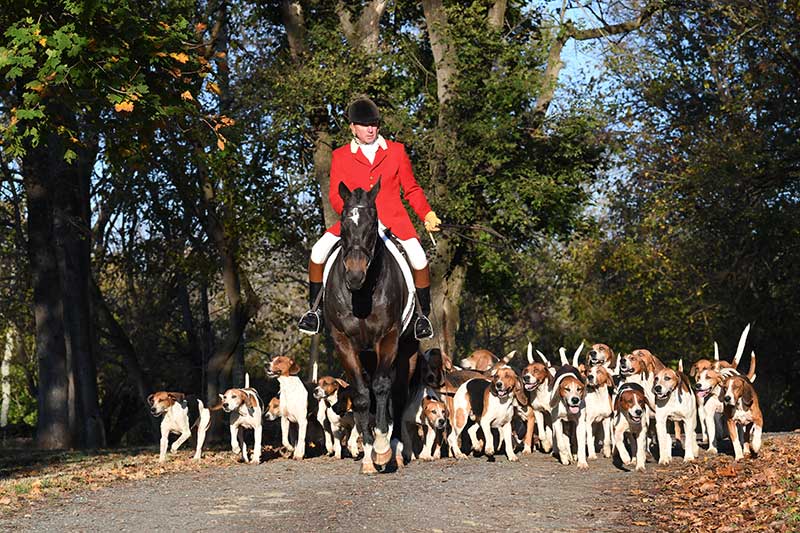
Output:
[373, 448, 393, 466]
[361, 462, 378, 474]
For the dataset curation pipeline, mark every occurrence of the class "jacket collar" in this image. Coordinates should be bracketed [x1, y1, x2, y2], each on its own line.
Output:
[350, 134, 388, 154]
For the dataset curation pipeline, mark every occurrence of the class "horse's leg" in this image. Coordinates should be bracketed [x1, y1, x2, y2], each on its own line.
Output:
[372, 326, 400, 466]
[333, 329, 376, 474]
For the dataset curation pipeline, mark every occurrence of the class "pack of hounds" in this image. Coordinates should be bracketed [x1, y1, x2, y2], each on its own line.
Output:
[147, 325, 761, 472]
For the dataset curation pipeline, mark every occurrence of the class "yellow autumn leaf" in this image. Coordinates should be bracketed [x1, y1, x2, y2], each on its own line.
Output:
[207, 82, 221, 96]
[114, 101, 134, 113]
[38, 37, 47, 46]
[215, 51, 226, 58]
[170, 52, 189, 64]
[217, 137, 225, 151]
[195, 22, 207, 33]
[180, 90, 193, 101]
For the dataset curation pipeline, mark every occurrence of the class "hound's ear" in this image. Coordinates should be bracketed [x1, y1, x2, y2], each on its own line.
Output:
[689, 363, 698, 378]
[513, 380, 528, 407]
[168, 392, 185, 402]
[613, 393, 621, 413]
[741, 382, 754, 408]
[643, 393, 656, 413]
[147, 394, 155, 406]
[289, 361, 301, 375]
[335, 378, 349, 389]
[218, 393, 224, 401]
[339, 181, 352, 204]
[578, 363, 586, 375]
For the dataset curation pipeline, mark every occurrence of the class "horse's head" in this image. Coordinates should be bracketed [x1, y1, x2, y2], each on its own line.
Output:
[339, 179, 381, 290]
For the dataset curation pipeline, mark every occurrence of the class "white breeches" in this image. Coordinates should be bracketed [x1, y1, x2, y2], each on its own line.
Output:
[310, 226, 428, 270]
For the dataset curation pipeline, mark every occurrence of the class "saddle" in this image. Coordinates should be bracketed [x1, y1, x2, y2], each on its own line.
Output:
[322, 222, 416, 334]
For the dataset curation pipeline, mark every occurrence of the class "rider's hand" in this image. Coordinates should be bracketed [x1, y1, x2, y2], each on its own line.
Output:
[424, 211, 442, 232]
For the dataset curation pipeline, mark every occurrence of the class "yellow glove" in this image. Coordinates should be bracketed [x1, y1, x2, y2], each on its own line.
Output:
[424, 211, 442, 232]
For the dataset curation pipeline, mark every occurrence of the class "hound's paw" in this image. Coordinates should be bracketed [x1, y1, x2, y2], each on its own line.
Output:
[231, 447, 241, 455]
[577, 461, 589, 470]
[635, 464, 646, 473]
[522, 445, 532, 454]
[658, 457, 671, 465]
[192, 454, 202, 461]
[484, 446, 495, 457]
[292, 452, 304, 460]
[588, 453, 598, 461]
[707, 447, 718, 455]
[507, 454, 519, 462]
[419, 453, 433, 461]
[603, 447, 612, 458]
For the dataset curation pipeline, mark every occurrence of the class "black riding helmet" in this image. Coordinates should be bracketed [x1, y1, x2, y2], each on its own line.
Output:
[346, 97, 381, 125]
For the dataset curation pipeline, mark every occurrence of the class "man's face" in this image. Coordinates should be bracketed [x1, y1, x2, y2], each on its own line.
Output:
[350, 122, 379, 144]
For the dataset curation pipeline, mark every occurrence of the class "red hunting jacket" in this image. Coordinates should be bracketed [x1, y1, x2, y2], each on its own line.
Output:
[327, 137, 432, 241]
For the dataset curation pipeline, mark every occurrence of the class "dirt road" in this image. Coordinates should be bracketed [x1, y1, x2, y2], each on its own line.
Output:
[1, 449, 654, 533]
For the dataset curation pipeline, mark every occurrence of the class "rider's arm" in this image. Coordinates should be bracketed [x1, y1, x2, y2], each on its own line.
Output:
[329, 150, 345, 216]
[396, 143, 432, 221]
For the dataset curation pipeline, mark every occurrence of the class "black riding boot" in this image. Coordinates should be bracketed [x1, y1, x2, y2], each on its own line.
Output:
[414, 286, 434, 340]
[298, 281, 323, 335]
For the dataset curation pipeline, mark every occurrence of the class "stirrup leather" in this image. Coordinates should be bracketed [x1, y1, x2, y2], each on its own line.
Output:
[414, 315, 434, 340]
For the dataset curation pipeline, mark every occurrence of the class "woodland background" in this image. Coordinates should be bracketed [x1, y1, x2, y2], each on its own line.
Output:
[0, 0, 797, 450]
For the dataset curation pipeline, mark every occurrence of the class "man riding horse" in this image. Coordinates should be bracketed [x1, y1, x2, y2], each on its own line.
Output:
[297, 96, 441, 340]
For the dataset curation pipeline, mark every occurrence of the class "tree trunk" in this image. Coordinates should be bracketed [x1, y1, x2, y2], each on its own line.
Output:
[23, 137, 70, 450]
[0, 328, 12, 428]
[54, 137, 105, 450]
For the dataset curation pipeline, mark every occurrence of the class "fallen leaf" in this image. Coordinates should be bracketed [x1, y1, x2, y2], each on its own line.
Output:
[114, 101, 134, 113]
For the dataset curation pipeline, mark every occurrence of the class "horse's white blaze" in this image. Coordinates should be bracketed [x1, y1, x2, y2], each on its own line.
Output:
[348, 207, 360, 226]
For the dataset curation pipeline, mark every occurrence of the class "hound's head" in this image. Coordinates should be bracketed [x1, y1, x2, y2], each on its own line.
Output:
[266, 355, 300, 378]
[459, 349, 498, 372]
[614, 385, 651, 424]
[422, 396, 449, 430]
[585, 365, 614, 389]
[689, 358, 713, 378]
[652, 367, 680, 400]
[314, 376, 347, 400]
[491, 366, 527, 406]
[619, 352, 647, 377]
[421, 348, 453, 388]
[694, 368, 724, 398]
[219, 388, 253, 413]
[264, 396, 281, 421]
[586, 343, 615, 368]
[556, 374, 585, 414]
[722, 375, 755, 408]
[147, 391, 185, 416]
[521, 362, 551, 392]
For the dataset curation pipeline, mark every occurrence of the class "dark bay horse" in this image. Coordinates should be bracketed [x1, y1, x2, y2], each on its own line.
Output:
[324, 179, 419, 474]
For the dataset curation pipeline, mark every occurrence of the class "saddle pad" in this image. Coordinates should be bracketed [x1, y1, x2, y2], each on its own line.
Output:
[323, 223, 415, 334]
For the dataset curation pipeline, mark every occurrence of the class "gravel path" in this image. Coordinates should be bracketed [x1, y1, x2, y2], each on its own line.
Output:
[1, 449, 654, 533]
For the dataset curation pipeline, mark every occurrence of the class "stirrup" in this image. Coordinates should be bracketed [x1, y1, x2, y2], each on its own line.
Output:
[298, 309, 322, 335]
[414, 315, 434, 340]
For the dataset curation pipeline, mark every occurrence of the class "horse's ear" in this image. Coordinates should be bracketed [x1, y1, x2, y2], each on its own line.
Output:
[367, 177, 381, 201]
[339, 181, 352, 204]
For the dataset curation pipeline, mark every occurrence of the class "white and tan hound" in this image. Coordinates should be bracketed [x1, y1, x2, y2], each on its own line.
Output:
[458, 348, 499, 372]
[585, 343, 617, 373]
[613, 382, 654, 472]
[148, 391, 211, 462]
[449, 365, 527, 462]
[721, 374, 763, 460]
[583, 364, 614, 459]
[313, 375, 360, 459]
[266, 355, 309, 460]
[652, 365, 699, 464]
[550, 365, 588, 468]
[521, 343, 555, 454]
[219, 381, 264, 464]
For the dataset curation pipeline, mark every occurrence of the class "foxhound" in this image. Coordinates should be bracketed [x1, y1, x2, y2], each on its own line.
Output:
[219, 382, 264, 464]
[313, 375, 360, 459]
[449, 366, 527, 462]
[583, 364, 614, 459]
[521, 343, 555, 454]
[722, 374, 763, 460]
[266, 355, 310, 460]
[148, 391, 211, 462]
[613, 383, 654, 472]
[549, 365, 588, 469]
[652, 365, 699, 464]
